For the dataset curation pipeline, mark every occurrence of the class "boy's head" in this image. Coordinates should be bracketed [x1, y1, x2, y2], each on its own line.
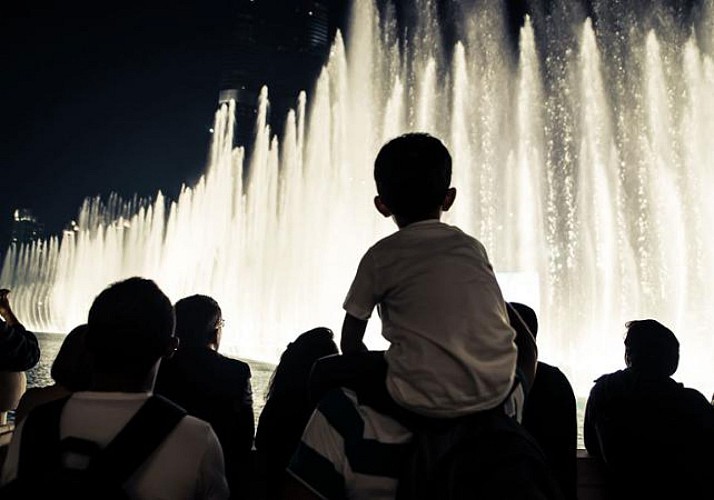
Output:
[624, 319, 679, 377]
[175, 294, 223, 350]
[86, 277, 176, 378]
[374, 133, 455, 223]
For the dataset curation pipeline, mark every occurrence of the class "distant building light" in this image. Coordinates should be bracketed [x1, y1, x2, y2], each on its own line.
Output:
[11, 208, 43, 244]
[12, 208, 37, 223]
[219, 89, 239, 104]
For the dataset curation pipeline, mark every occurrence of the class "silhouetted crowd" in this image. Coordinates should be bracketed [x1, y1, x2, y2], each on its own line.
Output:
[1, 134, 713, 500]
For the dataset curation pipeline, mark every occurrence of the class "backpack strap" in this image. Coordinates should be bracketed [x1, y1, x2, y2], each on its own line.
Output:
[16, 396, 72, 478]
[87, 395, 187, 484]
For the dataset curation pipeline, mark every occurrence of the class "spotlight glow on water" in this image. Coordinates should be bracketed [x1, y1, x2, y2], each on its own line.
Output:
[3, 0, 714, 397]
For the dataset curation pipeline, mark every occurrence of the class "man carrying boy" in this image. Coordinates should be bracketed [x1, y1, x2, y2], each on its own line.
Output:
[288, 134, 541, 499]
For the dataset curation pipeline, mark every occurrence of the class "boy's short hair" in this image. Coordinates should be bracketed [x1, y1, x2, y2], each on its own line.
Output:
[175, 294, 222, 348]
[624, 319, 679, 376]
[374, 133, 452, 219]
[86, 277, 175, 375]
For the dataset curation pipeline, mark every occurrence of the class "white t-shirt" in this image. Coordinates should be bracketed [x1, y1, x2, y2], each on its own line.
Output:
[1, 391, 229, 500]
[344, 220, 517, 417]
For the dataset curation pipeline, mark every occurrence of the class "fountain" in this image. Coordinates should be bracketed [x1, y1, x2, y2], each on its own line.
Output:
[2, 0, 713, 398]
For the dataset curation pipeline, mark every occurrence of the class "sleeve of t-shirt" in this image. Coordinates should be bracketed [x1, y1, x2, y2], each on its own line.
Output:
[343, 250, 378, 320]
[196, 426, 230, 500]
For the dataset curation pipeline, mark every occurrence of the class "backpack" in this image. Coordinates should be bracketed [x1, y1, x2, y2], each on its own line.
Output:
[395, 406, 564, 500]
[2, 394, 186, 499]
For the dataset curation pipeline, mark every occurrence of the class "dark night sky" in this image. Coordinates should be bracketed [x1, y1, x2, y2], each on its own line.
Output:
[1, 0, 700, 258]
[0, 1, 235, 255]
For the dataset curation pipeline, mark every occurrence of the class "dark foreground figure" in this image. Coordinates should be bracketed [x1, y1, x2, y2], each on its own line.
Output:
[0, 288, 40, 420]
[286, 383, 563, 500]
[584, 319, 714, 499]
[155, 294, 253, 498]
[14, 324, 93, 423]
[0, 289, 39, 372]
[514, 302, 577, 500]
[1, 277, 228, 499]
[255, 327, 338, 499]
[286, 134, 559, 500]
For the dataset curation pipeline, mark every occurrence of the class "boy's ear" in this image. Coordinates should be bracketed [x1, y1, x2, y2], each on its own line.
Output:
[374, 196, 392, 218]
[442, 187, 457, 212]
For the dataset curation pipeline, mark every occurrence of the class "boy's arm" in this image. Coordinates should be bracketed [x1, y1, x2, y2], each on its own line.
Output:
[340, 313, 368, 354]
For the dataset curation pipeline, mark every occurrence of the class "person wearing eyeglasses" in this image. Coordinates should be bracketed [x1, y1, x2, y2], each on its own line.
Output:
[155, 294, 254, 499]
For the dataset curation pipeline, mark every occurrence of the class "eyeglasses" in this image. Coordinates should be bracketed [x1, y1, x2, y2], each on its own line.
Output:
[217, 318, 225, 329]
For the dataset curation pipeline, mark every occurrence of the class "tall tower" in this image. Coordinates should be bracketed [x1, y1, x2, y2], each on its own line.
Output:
[219, 0, 337, 146]
[10, 209, 44, 245]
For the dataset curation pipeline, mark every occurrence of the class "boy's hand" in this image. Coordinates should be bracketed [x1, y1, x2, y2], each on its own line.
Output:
[341, 313, 369, 354]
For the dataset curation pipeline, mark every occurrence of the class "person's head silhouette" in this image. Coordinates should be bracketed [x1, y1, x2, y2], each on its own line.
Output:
[174, 295, 223, 351]
[86, 277, 176, 388]
[624, 319, 679, 377]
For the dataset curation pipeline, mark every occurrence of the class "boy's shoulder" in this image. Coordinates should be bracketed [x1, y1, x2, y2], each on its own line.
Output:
[370, 221, 486, 254]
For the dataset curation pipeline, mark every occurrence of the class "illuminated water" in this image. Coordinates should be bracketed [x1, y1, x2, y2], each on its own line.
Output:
[3, 1, 714, 398]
